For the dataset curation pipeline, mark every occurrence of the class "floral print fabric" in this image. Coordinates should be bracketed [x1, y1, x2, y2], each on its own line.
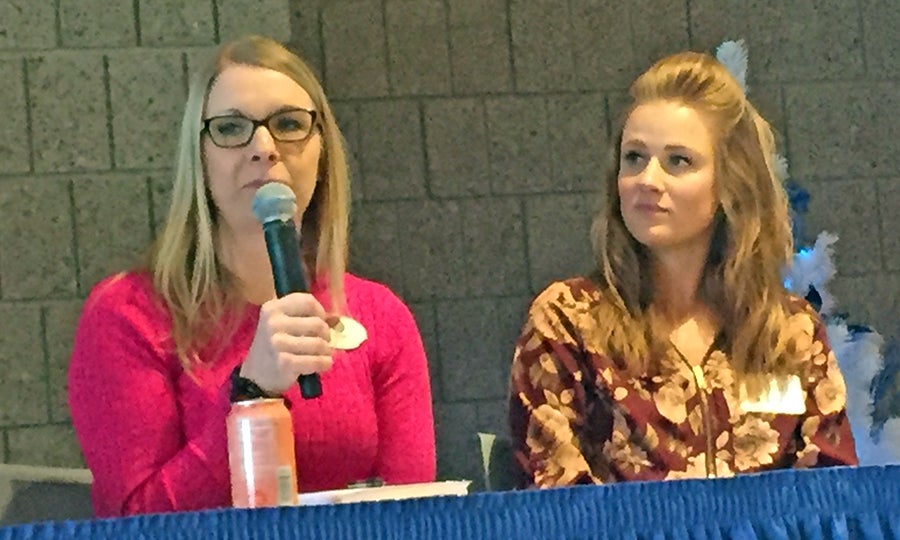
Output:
[509, 278, 858, 487]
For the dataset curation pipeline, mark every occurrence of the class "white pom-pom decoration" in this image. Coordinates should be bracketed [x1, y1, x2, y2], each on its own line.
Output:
[715, 39, 749, 93]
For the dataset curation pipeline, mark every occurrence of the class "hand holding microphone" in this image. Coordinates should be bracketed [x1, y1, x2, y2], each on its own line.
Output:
[240, 293, 332, 396]
[241, 183, 327, 399]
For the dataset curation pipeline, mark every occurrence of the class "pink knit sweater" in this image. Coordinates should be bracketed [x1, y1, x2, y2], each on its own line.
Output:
[68, 272, 435, 517]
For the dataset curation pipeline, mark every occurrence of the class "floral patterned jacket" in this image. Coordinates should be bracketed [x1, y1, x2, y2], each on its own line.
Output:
[509, 278, 858, 487]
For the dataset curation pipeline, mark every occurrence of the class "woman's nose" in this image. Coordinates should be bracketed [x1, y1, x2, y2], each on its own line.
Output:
[248, 125, 280, 162]
[636, 158, 664, 191]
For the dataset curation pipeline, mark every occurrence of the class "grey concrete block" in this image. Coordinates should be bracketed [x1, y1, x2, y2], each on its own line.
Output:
[45, 301, 84, 422]
[548, 93, 609, 192]
[803, 179, 881, 275]
[108, 50, 185, 169]
[27, 52, 110, 173]
[0, 178, 77, 299]
[385, 0, 451, 96]
[329, 101, 363, 203]
[509, 0, 575, 92]
[353, 197, 528, 299]
[448, 0, 512, 94]
[348, 202, 406, 297]
[460, 198, 529, 296]
[748, 85, 787, 146]
[0, 59, 30, 175]
[149, 172, 173, 236]
[486, 97, 552, 194]
[569, 0, 688, 91]
[408, 301, 441, 402]
[0, 1, 56, 50]
[357, 100, 426, 199]
[569, 1, 636, 91]
[0, 304, 47, 427]
[786, 83, 900, 178]
[606, 90, 631, 136]
[434, 399, 507, 488]
[830, 272, 900, 346]
[7, 425, 85, 468]
[72, 175, 152, 295]
[690, 0, 864, 82]
[862, 0, 900, 78]
[526, 192, 600, 292]
[138, 0, 216, 46]
[628, 0, 690, 68]
[395, 200, 467, 301]
[59, 0, 136, 47]
[878, 179, 900, 272]
[288, 3, 324, 79]
[322, 1, 389, 98]
[423, 98, 490, 197]
[184, 46, 219, 83]
[218, 0, 292, 43]
[436, 297, 528, 402]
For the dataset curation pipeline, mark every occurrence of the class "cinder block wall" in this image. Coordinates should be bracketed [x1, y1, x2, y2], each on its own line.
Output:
[0, 0, 897, 489]
[0, 0, 291, 467]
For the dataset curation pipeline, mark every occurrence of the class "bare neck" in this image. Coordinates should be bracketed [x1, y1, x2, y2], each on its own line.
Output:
[650, 243, 709, 323]
[216, 224, 276, 305]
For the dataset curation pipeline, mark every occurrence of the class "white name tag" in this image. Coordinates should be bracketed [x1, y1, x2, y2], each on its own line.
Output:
[329, 316, 368, 350]
[739, 375, 806, 415]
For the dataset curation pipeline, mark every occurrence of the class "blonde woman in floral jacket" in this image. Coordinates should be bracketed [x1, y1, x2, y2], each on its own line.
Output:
[508, 52, 858, 487]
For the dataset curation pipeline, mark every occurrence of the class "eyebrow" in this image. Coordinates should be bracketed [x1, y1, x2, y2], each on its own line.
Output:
[621, 139, 697, 153]
[209, 105, 311, 118]
[663, 144, 695, 153]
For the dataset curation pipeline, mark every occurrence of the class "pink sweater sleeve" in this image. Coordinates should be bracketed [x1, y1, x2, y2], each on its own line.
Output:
[67, 277, 232, 517]
[369, 289, 436, 483]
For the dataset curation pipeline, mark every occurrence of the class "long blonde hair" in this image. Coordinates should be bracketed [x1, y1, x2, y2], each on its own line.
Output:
[147, 35, 351, 368]
[592, 51, 795, 376]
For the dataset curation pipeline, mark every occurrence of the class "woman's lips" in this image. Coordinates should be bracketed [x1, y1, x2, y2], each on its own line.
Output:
[245, 179, 284, 189]
[634, 202, 667, 213]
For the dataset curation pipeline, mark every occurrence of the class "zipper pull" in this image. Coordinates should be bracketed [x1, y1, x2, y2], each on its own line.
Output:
[691, 365, 707, 390]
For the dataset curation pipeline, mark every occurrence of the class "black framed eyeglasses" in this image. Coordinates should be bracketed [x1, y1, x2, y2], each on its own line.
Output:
[201, 108, 319, 148]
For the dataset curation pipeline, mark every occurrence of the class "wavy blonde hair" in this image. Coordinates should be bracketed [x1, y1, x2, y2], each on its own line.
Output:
[592, 51, 795, 376]
[146, 35, 350, 368]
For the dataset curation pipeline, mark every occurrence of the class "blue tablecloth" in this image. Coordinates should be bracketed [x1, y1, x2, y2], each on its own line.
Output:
[2, 465, 898, 539]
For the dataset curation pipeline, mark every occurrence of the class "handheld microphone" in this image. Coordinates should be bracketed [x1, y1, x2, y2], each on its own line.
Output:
[252, 182, 322, 399]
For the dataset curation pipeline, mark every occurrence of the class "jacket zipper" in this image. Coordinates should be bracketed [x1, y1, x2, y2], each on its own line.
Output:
[673, 338, 721, 478]
[688, 364, 716, 477]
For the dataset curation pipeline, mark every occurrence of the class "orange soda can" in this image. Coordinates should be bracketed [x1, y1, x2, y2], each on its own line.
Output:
[226, 398, 298, 508]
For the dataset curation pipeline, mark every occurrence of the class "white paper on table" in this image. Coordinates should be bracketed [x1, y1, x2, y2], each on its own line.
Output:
[297, 480, 471, 506]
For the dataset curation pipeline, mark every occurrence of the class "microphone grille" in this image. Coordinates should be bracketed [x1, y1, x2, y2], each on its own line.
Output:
[252, 183, 297, 224]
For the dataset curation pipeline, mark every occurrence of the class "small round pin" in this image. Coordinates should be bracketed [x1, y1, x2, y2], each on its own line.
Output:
[329, 316, 368, 350]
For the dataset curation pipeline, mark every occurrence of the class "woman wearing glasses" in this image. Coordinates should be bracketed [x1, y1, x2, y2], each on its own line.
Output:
[68, 35, 435, 517]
